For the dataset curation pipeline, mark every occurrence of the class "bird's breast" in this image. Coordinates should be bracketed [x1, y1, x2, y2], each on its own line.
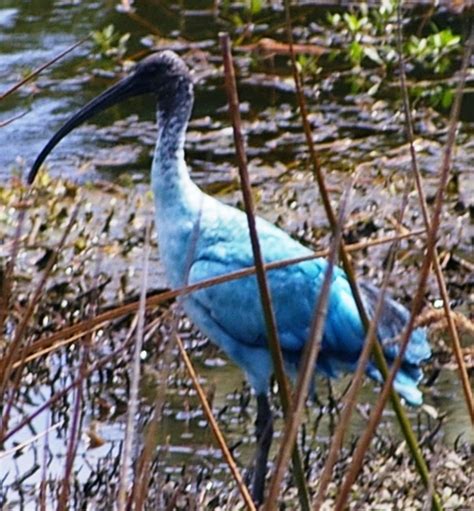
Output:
[155, 214, 198, 289]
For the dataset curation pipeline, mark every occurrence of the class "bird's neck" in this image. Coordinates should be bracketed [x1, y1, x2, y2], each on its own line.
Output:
[151, 81, 198, 210]
[151, 80, 203, 288]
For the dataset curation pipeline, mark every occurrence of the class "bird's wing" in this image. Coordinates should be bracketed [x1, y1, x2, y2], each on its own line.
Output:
[186, 197, 430, 392]
[188, 253, 315, 352]
[186, 199, 365, 358]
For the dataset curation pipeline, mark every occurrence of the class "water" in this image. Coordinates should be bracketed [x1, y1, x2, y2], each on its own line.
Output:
[0, 1, 472, 508]
[0, 1, 99, 170]
[0, 1, 240, 183]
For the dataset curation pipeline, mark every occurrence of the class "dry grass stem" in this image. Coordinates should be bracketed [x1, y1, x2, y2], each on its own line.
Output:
[0, 419, 63, 460]
[283, 0, 436, 506]
[0, 203, 80, 442]
[220, 31, 311, 509]
[3, 230, 426, 376]
[265, 174, 354, 507]
[174, 332, 256, 510]
[333, 19, 473, 511]
[312, 113, 415, 509]
[396, 4, 474, 423]
[0, 37, 88, 102]
[117, 220, 152, 511]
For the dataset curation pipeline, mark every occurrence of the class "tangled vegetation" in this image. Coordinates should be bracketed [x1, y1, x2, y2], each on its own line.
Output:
[1, 0, 472, 509]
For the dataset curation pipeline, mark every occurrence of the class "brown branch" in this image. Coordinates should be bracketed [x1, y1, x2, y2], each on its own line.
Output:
[265, 172, 354, 507]
[0, 37, 89, 101]
[334, 18, 473, 511]
[174, 332, 256, 510]
[282, 1, 439, 506]
[3, 229, 426, 373]
[220, 32, 311, 510]
[396, 4, 474, 424]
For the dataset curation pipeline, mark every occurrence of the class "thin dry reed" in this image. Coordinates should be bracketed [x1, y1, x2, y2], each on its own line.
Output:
[265, 173, 355, 507]
[220, 32, 311, 510]
[395, 4, 474, 423]
[333, 19, 473, 511]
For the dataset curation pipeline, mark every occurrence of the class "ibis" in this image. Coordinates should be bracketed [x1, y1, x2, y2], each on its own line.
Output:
[28, 51, 431, 504]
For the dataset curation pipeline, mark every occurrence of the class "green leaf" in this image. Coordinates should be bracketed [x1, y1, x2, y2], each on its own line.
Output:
[104, 24, 114, 40]
[327, 13, 341, 27]
[432, 33, 442, 48]
[349, 41, 363, 65]
[344, 13, 360, 33]
[441, 88, 454, 109]
[246, 0, 262, 15]
[364, 46, 383, 65]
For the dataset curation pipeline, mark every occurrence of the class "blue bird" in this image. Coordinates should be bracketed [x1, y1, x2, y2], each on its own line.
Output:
[28, 51, 431, 504]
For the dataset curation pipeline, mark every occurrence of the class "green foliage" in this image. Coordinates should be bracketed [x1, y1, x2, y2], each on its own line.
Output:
[91, 24, 130, 61]
[411, 83, 455, 109]
[325, 2, 461, 106]
[246, 0, 263, 15]
[296, 54, 322, 81]
[221, 0, 266, 32]
[407, 28, 461, 74]
[326, 2, 399, 78]
[343, 11, 367, 34]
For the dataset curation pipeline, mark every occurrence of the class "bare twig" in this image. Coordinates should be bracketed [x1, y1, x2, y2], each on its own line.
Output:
[265, 173, 355, 507]
[131, 313, 174, 511]
[220, 32, 311, 510]
[334, 19, 473, 511]
[0, 37, 88, 101]
[4, 230, 426, 373]
[57, 333, 91, 511]
[117, 220, 152, 511]
[0, 110, 30, 128]
[39, 412, 52, 511]
[0, 419, 62, 460]
[312, 184, 411, 510]
[283, 1, 436, 505]
[174, 332, 256, 510]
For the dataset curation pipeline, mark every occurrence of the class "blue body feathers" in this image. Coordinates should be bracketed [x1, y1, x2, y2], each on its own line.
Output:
[170, 194, 429, 404]
[148, 53, 430, 406]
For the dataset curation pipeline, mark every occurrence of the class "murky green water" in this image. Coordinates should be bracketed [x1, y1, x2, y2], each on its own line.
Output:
[1, 0, 472, 508]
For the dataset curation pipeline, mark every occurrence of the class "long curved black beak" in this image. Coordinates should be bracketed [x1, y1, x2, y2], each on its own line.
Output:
[27, 72, 146, 185]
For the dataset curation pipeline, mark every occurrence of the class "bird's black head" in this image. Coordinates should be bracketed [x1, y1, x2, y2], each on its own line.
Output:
[27, 50, 192, 185]
[125, 51, 192, 100]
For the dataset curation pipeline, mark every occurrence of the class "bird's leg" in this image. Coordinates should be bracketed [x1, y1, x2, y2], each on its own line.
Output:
[252, 393, 273, 505]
